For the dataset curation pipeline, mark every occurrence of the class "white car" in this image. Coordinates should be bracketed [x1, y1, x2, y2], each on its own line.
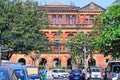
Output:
[52, 69, 69, 79]
[107, 65, 120, 80]
[88, 67, 102, 79]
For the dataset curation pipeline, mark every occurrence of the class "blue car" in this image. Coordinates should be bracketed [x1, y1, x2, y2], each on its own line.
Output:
[9, 64, 30, 80]
[26, 66, 41, 80]
[0, 66, 17, 80]
[69, 70, 85, 80]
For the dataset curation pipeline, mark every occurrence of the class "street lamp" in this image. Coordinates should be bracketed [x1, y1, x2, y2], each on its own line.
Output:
[0, 46, 1, 66]
[57, 28, 61, 67]
[55, 40, 61, 67]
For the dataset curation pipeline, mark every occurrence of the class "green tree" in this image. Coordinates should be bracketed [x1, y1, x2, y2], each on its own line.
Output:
[66, 32, 94, 65]
[93, 0, 120, 59]
[0, 0, 49, 59]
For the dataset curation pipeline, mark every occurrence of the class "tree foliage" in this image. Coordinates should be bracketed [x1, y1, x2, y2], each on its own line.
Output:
[66, 32, 95, 64]
[0, 0, 49, 59]
[93, 0, 120, 59]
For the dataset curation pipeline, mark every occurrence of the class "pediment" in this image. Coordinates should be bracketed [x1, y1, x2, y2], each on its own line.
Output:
[80, 2, 106, 11]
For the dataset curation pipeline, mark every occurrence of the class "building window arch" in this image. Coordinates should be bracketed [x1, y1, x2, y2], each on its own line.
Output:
[72, 15, 76, 24]
[39, 58, 47, 66]
[90, 15, 94, 24]
[66, 15, 70, 24]
[68, 33, 74, 38]
[52, 15, 56, 24]
[58, 15, 62, 24]
[85, 18, 88, 24]
[53, 58, 61, 67]
[18, 58, 26, 65]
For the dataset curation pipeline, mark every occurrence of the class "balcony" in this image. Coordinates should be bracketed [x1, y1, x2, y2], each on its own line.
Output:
[49, 24, 93, 29]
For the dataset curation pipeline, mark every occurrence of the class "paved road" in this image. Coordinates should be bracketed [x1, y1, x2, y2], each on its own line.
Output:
[46, 78, 102, 80]
[47, 77, 69, 80]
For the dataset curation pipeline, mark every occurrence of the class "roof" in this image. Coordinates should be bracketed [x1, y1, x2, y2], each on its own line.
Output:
[10, 64, 25, 70]
[37, 5, 80, 11]
[37, 2, 105, 12]
[80, 2, 106, 11]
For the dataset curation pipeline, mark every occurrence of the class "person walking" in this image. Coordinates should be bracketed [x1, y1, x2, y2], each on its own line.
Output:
[103, 68, 107, 80]
[42, 68, 47, 80]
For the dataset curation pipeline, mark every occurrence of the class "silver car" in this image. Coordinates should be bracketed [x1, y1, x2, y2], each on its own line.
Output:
[52, 69, 69, 79]
[87, 67, 102, 79]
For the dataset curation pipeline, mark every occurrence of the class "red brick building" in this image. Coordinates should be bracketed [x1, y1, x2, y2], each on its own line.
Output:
[10, 2, 110, 69]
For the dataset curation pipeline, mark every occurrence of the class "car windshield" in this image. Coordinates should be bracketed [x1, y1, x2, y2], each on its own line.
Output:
[71, 70, 81, 73]
[59, 70, 66, 72]
[14, 69, 26, 80]
[91, 69, 100, 72]
[113, 66, 120, 73]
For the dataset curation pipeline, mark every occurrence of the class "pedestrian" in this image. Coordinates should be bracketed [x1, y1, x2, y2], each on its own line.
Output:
[82, 67, 86, 80]
[82, 67, 86, 74]
[86, 67, 91, 80]
[42, 68, 47, 80]
[103, 68, 107, 80]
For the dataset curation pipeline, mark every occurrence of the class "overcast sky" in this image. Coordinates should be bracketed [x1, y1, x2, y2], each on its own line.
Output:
[27, 0, 115, 8]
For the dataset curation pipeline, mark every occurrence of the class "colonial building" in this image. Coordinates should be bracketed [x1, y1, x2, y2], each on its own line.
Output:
[10, 2, 111, 69]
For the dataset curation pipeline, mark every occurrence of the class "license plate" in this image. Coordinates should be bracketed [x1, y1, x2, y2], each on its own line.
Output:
[94, 75, 98, 78]
[74, 77, 79, 79]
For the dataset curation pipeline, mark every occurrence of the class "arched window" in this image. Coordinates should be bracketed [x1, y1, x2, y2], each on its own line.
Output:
[66, 15, 70, 24]
[68, 33, 74, 38]
[52, 15, 56, 24]
[18, 58, 26, 65]
[72, 16, 76, 24]
[90, 15, 94, 24]
[58, 15, 62, 24]
[85, 18, 88, 24]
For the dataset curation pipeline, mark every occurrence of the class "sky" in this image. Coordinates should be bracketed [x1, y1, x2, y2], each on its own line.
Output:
[30, 0, 115, 8]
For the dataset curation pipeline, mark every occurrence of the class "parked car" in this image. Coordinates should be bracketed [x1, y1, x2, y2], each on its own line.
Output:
[69, 70, 85, 80]
[87, 67, 102, 79]
[0, 66, 17, 80]
[107, 65, 120, 80]
[52, 69, 69, 79]
[26, 65, 41, 80]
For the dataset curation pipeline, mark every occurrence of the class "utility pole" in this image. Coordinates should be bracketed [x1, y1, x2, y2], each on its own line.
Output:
[83, 32, 87, 74]
[58, 28, 61, 68]
[0, 46, 1, 66]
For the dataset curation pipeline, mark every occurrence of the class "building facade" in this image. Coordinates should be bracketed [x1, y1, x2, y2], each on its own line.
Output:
[10, 2, 111, 69]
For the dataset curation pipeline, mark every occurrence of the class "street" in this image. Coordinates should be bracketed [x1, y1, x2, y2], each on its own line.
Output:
[45, 70, 103, 80]
[46, 78, 102, 80]
[47, 77, 69, 80]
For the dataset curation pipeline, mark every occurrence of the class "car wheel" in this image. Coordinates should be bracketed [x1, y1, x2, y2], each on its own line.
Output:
[52, 75, 55, 79]
[58, 75, 60, 79]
